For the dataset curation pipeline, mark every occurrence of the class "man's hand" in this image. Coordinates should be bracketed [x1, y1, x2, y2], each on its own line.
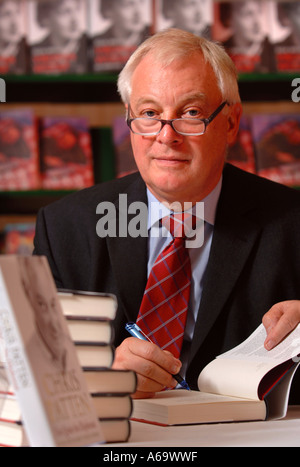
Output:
[112, 337, 182, 399]
[263, 300, 300, 350]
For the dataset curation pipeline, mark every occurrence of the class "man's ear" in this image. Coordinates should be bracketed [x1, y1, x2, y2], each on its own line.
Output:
[227, 103, 243, 146]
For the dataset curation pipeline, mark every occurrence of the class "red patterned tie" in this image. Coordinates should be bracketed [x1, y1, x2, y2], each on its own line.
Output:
[136, 214, 192, 358]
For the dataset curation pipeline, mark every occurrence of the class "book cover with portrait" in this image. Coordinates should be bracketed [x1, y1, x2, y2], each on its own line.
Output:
[154, 0, 213, 38]
[0, 108, 40, 191]
[0, 0, 29, 75]
[39, 116, 94, 189]
[88, 0, 153, 72]
[27, 0, 89, 74]
[251, 113, 300, 187]
[227, 115, 256, 174]
[212, 1, 277, 73]
[271, 1, 300, 72]
[112, 116, 137, 178]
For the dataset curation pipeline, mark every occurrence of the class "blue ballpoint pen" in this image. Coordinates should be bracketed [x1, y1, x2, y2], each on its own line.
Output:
[125, 322, 191, 391]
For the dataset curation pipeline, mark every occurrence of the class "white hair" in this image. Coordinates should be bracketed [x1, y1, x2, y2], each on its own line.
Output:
[117, 28, 241, 105]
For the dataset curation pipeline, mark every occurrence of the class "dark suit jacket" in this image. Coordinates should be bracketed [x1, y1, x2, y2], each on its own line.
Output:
[33, 164, 300, 403]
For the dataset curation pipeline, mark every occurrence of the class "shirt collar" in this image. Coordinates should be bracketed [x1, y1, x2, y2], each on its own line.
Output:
[147, 176, 222, 230]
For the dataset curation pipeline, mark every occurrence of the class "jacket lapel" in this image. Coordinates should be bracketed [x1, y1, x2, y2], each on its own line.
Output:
[189, 165, 262, 362]
[106, 175, 148, 323]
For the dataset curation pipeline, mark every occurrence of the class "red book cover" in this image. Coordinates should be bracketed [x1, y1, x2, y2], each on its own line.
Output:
[89, 0, 153, 72]
[271, 1, 300, 72]
[28, 0, 89, 74]
[251, 114, 300, 187]
[154, 0, 213, 38]
[112, 116, 137, 178]
[40, 116, 94, 189]
[0, 108, 40, 191]
[3, 222, 36, 255]
[0, 0, 29, 75]
[227, 115, 256, 174]
[212, 1, 277, 73]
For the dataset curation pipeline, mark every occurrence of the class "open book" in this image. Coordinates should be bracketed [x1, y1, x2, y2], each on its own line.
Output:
[132, 324, 300, 426]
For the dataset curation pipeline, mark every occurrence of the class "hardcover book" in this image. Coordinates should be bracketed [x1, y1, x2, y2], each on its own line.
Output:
[132, 323, 300, 425]
[227, 115, 256, 174]
[0, 255, 104, 447]
[0, 109, 40, 191]
[28, 0, 89, 74]
[88, 0, 153, 72]
[212, 1, 277, 73]
[154, 0, 213, 39]
[3, 223, 36, 256]
[0, 0, 29, 75]
[39, 116, 94, 190]
[271, 1, 300, 72]
[251, 113, 300, 187]
[112, 116, 137, 178]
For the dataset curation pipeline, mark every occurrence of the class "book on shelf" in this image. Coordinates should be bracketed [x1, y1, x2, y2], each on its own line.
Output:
[0, 108, 40, 191]
[39, 116, 94, 190]
[112, 117, 137, 178]
[227, 115, 256, 174]
[88, 0, 153, 72]
[132, 323, 300, 426]
[2, 223, 36, 256]
[0, 0, 29, 75]
[154, 0, 213, 39]
[271, 1, 300, 72]
[0, 255, 104, 447]
[27, 0, 89, 74]
[251, 113, 300, 187]
[212, 1, 277, 73]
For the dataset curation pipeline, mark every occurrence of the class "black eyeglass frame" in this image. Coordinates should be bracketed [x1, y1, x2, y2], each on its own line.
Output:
[126, 101, 228, 136]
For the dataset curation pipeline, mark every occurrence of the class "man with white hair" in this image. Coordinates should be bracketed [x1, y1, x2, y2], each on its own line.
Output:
[34, 29, 300, 402]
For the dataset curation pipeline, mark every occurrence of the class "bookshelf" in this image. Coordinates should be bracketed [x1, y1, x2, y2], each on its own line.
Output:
[0, 72, 299, 232]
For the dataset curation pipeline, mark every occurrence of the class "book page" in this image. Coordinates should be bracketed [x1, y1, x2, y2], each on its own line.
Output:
[218, 324, 300, 364]
[198, 324, 300, 401]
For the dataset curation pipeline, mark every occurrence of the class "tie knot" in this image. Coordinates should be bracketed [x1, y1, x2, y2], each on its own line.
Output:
[161, 213, 196, 239]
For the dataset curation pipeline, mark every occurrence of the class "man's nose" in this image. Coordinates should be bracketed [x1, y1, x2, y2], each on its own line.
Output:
[156, 122, 183, 144]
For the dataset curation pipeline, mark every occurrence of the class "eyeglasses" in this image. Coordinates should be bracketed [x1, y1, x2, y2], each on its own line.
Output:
[127, 101, 228, 136]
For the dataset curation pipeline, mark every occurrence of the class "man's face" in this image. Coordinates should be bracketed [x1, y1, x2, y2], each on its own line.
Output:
[109, 0, 146, 33]
[128, 52, 240, 205]
[168, 0, 207, 33]
[0, 1, 21, 45]
[48, 0, 81, 42]
[232, 1, 264, 45]
[288, 4, 300, 34]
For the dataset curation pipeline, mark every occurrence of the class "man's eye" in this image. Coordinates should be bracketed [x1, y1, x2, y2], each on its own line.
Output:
[184, 109, 201, 118]
[143, 110, 157, 118]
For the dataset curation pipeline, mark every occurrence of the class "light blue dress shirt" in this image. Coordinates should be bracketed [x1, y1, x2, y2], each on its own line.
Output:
[146, 177, 222, 375]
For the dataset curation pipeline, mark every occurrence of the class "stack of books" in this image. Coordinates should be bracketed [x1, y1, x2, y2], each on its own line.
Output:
[0, 256, 136, 447]
[59, 290, 137, 444]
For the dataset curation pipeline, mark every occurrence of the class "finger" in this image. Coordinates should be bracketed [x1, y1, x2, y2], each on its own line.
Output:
[112, 338, 179, 392]
[129, 341, 180, 388]
[263, 301, 300, 350]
